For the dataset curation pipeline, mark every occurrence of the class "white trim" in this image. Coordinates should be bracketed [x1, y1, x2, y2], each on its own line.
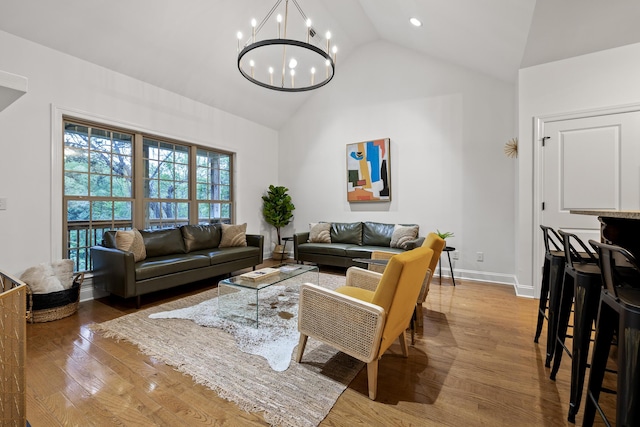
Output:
[532, 102, 640, 299]
[435, 268, 523, 296]
[51, 105, 63, 261]
[78, 275, 109, 302]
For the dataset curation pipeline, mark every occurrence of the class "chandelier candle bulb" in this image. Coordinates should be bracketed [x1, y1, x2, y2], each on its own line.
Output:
[251, 19, 257, 43]
[236, 32, 243, 52]
[290, 69, 295, 87]
[306, 19, 312, 43]
[249, 60, 255, 78]
[326, 31, 331, 53]
[311, 67, 315, 85]
[269, 67, 274, 85]
[277, 14, 282, 38]
[332, 46, 337, 64]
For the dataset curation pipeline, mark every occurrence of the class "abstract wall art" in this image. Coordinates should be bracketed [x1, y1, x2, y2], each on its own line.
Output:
[346, 138, 391, 202]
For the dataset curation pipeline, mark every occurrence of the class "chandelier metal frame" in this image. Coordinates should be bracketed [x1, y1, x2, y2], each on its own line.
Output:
[237, 0, 336, 92]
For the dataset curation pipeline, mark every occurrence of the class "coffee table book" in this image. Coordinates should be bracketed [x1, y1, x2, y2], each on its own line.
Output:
[239, 267, 280, 281]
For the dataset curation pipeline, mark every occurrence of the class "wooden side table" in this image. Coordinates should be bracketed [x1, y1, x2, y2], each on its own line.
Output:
[439, 246, 456, 286]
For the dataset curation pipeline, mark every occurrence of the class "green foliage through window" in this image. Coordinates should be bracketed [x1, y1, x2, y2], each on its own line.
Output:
[63, 120, 234, 272]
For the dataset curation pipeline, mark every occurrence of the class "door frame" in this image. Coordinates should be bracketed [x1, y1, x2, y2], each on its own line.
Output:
[532, 102, 640, 298]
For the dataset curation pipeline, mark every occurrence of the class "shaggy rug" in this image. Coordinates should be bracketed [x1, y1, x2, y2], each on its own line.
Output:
[91, 272, 363, 427]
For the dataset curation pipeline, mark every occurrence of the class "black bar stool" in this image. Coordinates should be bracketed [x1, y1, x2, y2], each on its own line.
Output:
[536, 225, 567, 368]
[550, 230, 601, 423]
[584, 241, 640, 427]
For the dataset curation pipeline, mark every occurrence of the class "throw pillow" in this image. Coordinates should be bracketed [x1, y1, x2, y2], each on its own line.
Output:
[115, 228, 147, 262]
[20, 260, 75, 294]
[308, 222, 331, 243]
[390, 224, 419, 249]
[219, 223, 248, 248]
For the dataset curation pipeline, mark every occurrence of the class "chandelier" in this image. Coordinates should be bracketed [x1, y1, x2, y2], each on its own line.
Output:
[236, 0, 337, 92]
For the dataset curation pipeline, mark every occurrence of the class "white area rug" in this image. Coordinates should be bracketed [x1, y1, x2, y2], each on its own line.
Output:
[149, 283, 301, 371]
[92, 272, 363, 427]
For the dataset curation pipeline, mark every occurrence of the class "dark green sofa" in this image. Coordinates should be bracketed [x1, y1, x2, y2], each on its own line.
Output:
[91, 224, 263, 307]
[294, 221, 423, 268]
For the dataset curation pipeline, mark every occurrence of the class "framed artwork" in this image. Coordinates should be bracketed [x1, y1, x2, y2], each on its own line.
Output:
[346, 138, 391, 202]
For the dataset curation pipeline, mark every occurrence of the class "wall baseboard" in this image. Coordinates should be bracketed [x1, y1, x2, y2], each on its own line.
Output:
[79, 276, 109, 302]
[436, 268, 533, 298]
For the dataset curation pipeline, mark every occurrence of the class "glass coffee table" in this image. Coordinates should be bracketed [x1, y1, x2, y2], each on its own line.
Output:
[217, 263, 319, 327]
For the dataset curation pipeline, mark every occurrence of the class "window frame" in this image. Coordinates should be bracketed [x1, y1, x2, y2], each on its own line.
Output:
[62, 116, 235, 272]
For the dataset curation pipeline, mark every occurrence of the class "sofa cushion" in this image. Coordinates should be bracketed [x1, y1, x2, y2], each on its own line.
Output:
[346, 245, 404, 259]
[362, 221, 394, 247]
[180, 224, 221, 252]
[309, 222, 331, 243]
[390, 224, 419, 249]
[219, 223, 248, 248]
[134, 254, 210, 281]
[115, 229, 147, 261]
[193, 246, 261, 264]
[297, 242, 351, 257]
[140, 228, 186, 257]
[330, 222, 362, 245]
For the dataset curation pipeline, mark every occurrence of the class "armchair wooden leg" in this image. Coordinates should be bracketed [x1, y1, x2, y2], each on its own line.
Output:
[416, 304, 424, 327]
[367, 360, 379, 400]
[295, 334, 308, 362]
[399, 330, 409, 357]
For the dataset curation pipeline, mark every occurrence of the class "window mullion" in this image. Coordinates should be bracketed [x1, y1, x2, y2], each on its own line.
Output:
[133, 133, 145, 230]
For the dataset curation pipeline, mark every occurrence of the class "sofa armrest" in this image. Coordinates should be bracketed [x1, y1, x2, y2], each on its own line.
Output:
[405, 236, 425, 250]
[246, 234, 264, 264]
[90, 246, 136, 298]
[294, 232, 310, 260]
[297, 283, 385, 363]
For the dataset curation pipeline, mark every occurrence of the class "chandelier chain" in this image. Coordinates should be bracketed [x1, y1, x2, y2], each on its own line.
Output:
[255, 0, 283, 35]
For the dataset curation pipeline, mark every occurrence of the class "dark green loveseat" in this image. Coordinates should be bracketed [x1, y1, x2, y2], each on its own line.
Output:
[91, 224, 263, 307]
[294, 221, 423, 268]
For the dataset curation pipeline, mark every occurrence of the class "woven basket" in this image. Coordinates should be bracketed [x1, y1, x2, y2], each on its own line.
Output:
[26, 273, 84, 323]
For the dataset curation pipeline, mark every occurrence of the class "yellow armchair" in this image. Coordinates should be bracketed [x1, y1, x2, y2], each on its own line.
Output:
[296, 246, 434, 400]
[369, 232, 446, 330]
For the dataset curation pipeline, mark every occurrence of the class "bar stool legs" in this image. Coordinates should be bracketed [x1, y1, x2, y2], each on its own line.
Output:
[583, 291, 640, 427]
[550, 273, 573, 381]
[536, 225, 567, 367]
[585, 240, 640, 426]
[567, 273, 601, 423]
[544, 256, 566, 367]
[534, 254, 551, 344]
[551, 230, 602, 423]
[583, 300, 616, 427]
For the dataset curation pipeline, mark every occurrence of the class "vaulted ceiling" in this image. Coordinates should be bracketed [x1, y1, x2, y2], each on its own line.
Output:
[1, 0, 639, 129]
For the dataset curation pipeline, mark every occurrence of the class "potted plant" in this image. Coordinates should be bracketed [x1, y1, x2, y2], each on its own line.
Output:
[436, 229, 455, 244]
[262, 185, 295, 260]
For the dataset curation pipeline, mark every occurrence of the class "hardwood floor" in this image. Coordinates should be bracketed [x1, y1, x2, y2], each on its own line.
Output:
[25, 262, 617, 426]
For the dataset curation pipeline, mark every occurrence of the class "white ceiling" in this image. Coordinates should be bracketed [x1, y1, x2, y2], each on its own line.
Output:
[1, 0, 639, 130]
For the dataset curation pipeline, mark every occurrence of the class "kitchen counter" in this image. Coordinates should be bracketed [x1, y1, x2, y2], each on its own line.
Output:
[570, 210, 640, 257]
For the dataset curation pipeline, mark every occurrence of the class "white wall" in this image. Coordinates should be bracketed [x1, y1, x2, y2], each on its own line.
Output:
[0, 30, 278, 277]
[280, 41, 517, 286]
[518, 42, 640, 297]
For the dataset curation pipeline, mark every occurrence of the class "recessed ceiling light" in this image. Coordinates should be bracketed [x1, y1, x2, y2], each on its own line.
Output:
[409, 17, 422, 27]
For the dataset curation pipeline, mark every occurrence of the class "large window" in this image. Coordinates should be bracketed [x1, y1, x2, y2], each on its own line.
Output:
[143, 138, 190, 229]
[63, 123, 134, 272]
[63, 119, 234, 272]
[196, 148, 232, 224]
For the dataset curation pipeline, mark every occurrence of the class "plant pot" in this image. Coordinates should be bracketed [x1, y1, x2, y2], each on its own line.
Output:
[272, 244, 288, 261]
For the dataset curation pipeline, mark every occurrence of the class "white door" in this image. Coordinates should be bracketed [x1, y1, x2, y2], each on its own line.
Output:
[541, 111, 640, 272]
